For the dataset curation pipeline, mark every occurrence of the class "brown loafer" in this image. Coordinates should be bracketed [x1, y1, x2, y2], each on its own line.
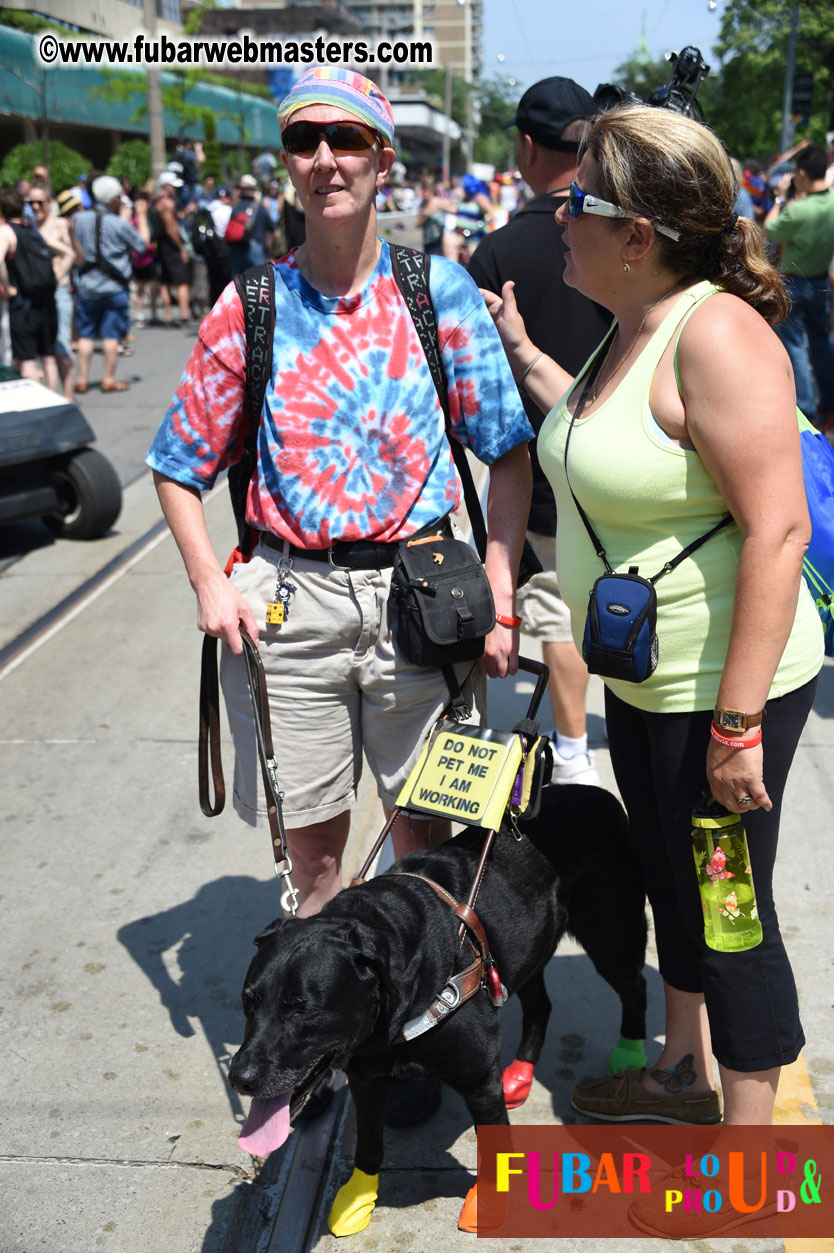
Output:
[571, 1068, 722, 1125]
[100, 380, 129, 392]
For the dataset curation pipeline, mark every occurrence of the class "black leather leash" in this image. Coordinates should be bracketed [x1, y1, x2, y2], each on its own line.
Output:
[199, 628, 299, 914]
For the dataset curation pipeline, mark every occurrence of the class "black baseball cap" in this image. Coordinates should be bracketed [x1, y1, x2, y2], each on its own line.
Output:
[503, 76, 596, 151]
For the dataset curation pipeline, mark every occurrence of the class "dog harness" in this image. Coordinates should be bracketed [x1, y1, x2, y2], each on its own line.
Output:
[384, 872, 507, 1042]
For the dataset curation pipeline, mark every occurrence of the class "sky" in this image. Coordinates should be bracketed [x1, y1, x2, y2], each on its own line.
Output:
[481, 0, 726, 96]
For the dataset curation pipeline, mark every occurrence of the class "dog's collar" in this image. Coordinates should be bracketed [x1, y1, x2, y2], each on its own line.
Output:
[385, 872, 507, 1044]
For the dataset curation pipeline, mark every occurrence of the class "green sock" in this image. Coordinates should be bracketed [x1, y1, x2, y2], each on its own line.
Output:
[607, 1035, 647, 1075]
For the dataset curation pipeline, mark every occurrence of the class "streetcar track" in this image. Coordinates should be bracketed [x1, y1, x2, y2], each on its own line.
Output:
[0, 516, 170, 681]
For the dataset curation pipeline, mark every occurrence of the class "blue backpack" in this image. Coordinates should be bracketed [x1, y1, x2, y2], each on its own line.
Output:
[799, 415, 834, 656]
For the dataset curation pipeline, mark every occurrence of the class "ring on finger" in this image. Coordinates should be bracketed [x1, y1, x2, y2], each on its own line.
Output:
[736, 795, 753, 806]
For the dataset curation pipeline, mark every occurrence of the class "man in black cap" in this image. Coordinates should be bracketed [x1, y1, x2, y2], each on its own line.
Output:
[469, 77, 612, 784]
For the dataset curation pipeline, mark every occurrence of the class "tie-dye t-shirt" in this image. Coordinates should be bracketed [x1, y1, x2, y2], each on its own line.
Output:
[146, 242, 532, 548]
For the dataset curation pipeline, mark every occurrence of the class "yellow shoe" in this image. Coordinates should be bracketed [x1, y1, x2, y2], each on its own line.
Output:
[328, 1167, 379, 1237]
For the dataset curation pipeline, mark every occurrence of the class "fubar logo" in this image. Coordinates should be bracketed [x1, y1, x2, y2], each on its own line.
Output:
[476, 1125, 834, 1238]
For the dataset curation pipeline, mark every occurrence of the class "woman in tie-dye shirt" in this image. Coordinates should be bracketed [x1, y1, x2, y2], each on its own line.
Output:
[147, 68, 533, 921]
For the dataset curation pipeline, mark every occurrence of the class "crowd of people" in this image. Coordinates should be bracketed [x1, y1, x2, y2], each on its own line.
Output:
[1, 120, 833, 417]
[0, 156, 288, 395]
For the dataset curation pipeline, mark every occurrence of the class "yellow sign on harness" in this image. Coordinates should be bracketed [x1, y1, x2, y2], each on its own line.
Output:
[396, 724, 524, 830]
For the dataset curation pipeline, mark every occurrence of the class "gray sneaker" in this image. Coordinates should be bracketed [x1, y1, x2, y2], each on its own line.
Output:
[549, 741, 600, 786]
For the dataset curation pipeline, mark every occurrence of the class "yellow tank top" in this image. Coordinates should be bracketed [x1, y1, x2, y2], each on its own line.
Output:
[537, 281, 823, 712]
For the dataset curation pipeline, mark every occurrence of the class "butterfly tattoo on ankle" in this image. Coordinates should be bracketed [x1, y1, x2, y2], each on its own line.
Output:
[649, 1053, 697, 1094]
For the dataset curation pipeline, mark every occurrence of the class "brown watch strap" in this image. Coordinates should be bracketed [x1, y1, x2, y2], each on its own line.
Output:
[713, 706, 764, 731]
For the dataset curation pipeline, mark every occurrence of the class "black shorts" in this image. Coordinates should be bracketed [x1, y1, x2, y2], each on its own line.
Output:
[157, 237, 192, 287]
[10, 297, 58, 362]
[132, 257, 157, 282]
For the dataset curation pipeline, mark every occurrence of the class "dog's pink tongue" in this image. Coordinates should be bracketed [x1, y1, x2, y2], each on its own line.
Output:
[237, 1093, 291, 1157]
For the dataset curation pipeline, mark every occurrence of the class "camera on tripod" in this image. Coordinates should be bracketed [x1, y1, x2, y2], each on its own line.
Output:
[595, 45, 710, 120]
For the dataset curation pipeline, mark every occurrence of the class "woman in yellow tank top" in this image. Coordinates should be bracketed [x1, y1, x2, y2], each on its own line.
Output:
[482, 104, 823, 1132]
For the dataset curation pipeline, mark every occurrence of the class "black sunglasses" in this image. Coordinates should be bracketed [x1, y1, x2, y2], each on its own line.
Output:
[281, 120, 380, 157]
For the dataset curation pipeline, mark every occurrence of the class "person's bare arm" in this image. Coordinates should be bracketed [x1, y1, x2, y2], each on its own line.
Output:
[133, 201, 150, 245]
[43, 217, 75, 283]
[161, 201, 188, 263]
[480, 280, 574, 413]
[479, 440, 532, 678]
[678, 294, 811, 813]
[0, 225, 14, 298]
[152, 472, 260, 653]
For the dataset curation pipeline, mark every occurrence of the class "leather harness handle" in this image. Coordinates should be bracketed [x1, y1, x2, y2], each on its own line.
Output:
[390, 872, 490, 963]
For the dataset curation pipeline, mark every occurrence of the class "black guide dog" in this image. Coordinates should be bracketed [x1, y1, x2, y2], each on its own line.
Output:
[229, 783, 647, 1235]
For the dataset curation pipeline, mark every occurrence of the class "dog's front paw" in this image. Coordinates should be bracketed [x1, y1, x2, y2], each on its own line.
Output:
[328, 1167, 379, 1237]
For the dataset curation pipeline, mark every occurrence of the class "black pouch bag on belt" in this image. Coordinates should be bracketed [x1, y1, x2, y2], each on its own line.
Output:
[389, 523, 495, 667]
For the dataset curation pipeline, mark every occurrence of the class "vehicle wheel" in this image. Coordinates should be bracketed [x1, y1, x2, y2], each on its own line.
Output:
[46, 448, 122, 539]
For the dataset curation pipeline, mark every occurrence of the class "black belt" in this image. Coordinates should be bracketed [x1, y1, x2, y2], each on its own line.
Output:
[259, 532, 398, 570]
[258, 516, 453, 571]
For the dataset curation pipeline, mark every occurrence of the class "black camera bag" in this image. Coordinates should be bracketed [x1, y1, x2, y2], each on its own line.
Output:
[389, 525, 495, 667]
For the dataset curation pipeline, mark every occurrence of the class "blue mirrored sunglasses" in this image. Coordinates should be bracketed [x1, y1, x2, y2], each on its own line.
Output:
[567, 181, 681, 241]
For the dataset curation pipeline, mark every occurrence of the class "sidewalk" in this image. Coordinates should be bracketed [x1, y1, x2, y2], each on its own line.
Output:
[0, 473, 831, 1253]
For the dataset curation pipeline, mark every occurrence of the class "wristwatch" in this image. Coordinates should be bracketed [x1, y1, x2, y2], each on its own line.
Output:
[713, 706, 764, 732]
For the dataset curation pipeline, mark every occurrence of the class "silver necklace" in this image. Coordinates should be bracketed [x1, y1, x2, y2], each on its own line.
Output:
[590, 283, 685, 403]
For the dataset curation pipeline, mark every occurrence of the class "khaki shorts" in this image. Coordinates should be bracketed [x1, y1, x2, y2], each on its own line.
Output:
[515, 531, 574, 644]
[221, 542, 485, 827]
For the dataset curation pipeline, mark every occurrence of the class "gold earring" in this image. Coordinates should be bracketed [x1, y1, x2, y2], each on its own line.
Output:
[623, 262, 630, 273]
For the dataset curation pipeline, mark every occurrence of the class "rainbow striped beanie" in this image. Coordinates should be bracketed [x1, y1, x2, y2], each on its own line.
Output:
[277, 68, 395, 147]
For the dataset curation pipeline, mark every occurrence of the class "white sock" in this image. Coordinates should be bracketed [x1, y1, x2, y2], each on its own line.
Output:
[553, 732, 588, 759]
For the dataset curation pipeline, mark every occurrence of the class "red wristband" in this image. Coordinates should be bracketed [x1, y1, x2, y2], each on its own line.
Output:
[710, 722, 762, 750]
[495, 613, 522, 629]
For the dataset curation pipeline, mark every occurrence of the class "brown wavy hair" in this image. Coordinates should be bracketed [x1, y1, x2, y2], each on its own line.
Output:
[584, 104, 788, 324]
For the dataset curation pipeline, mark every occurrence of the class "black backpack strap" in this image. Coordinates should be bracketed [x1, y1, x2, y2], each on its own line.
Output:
[389, 242, 488, 562]
[230, 262, 275, 553]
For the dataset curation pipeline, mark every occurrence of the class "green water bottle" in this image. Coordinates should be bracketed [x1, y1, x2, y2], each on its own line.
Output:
[691, 796, 763, 953]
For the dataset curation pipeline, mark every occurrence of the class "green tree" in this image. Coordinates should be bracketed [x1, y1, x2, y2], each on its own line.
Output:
[612, 50, 678, 101]
[412, 68, 469, 128]
[472, 76, 521, 170]
[106, 138, 151, 188]
[0, 138, 87, 190]
[202, 109, 222, 181]
[91, 69, 199, 136]
[711, 0, 834, 160]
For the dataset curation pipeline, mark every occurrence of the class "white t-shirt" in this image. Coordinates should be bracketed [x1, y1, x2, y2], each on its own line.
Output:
[208, 200, 232, 237]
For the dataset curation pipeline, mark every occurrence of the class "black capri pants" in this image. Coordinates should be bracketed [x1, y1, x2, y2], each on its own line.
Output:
[604, 676, 817, 1073]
